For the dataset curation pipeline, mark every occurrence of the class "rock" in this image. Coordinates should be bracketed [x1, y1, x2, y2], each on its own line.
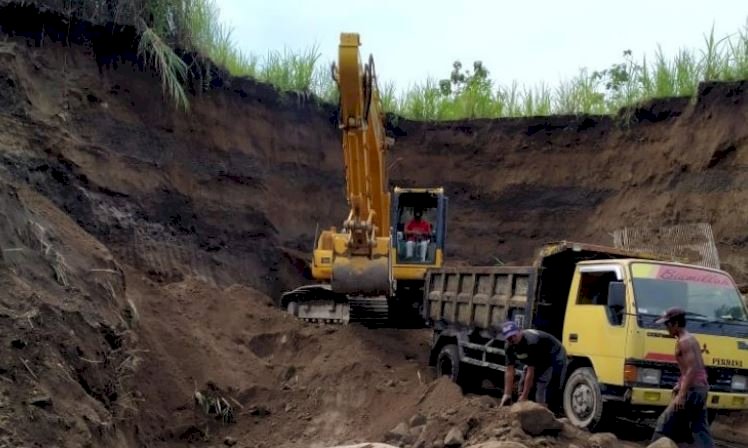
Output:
[490, 425, 511, 438]
[444, 427, 464, 447]
[410, 413, 428, 427]
[466, 442, 528, 448]
[509, 401, 562, 436]
[433, 440, 444, 448]
[284, 403, 294, 412]
[223, 436, 237, 446]
[560, 421, 585, 439]
[386, 422, 414, 444]
[508, 426, 527, 440]
[589, 432, 619, 447]
[476, 395, 499, 409]
[646, 438, 678, 448]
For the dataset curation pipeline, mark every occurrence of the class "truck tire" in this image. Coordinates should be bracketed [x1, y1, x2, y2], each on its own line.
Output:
[436, 343, 462, 384]
[563, 367, 606, 430]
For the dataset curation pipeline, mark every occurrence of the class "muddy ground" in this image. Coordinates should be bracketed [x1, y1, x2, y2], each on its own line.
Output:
[0, 3, 746, 448]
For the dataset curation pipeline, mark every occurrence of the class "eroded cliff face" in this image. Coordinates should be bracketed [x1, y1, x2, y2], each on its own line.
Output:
[0, 4, 747, 447]
[389, 89, 747, 286]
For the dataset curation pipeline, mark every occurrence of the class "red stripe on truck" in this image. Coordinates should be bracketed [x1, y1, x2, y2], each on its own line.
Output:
[644, 352, 676, 363]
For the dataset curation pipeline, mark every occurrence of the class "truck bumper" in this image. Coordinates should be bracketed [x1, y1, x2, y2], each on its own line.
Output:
[628, 387, 748, 410]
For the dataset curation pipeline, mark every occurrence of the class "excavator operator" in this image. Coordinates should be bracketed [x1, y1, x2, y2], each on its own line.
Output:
[405, 209, 431, 261]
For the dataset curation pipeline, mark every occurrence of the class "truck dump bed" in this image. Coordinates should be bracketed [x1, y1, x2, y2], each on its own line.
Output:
[423, 266, 537, 330]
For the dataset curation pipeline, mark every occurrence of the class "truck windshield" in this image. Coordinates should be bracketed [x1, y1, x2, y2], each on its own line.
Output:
[630, 262, 748, 330]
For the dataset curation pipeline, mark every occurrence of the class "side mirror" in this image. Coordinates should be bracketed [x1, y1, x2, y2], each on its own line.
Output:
[608, 281, 626, 310]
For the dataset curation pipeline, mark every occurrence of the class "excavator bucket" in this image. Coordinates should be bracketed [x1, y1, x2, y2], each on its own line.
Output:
[330, 256, 390, 295]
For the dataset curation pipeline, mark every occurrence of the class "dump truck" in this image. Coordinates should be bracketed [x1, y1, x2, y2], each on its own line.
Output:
[423, 241, 748, 430]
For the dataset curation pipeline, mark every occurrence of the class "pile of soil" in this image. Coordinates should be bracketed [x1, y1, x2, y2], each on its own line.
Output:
[0, 3, 746, 448]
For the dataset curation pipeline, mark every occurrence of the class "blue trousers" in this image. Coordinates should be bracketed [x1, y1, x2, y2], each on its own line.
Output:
[652, 386, 714, 448]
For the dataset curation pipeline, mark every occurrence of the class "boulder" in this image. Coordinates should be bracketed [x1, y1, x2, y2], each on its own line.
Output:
[410, 413, 428, 427]
[444, 427, 465, 447]
[386, 422, 414, 445]
[509, 401, 562, 436]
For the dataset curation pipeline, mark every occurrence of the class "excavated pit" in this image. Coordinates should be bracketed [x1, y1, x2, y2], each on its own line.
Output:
[0, 3, 746, 448]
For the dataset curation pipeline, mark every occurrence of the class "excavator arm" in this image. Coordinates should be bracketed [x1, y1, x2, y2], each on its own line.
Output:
[335, 33, 390, 255]
[280, 33, 393, 324]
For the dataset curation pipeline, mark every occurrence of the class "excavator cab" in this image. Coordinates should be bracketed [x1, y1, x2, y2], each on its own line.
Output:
[392, 188, 447, 267]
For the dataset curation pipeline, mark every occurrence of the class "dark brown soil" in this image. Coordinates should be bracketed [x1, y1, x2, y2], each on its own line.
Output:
[0, 3, 746, 448]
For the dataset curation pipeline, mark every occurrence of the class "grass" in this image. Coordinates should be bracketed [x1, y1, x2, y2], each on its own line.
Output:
[271, 18, 745, 120]
[43, 1, 748, 117]
[349, 19, 748, 120]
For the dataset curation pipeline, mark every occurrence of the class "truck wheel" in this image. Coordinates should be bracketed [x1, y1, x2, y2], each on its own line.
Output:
[436, 344, 462, 384]
[563, 367, 605, 430]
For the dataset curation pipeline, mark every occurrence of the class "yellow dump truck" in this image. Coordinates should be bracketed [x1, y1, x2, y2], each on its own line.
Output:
[423, 241, 748, 430]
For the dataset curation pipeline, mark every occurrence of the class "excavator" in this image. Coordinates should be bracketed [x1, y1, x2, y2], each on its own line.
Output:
[280, 33, 448, 326]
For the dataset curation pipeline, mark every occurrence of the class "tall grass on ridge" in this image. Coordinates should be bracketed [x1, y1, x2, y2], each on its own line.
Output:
[29, 2, 748, 117]
[390, 19, 748, 120]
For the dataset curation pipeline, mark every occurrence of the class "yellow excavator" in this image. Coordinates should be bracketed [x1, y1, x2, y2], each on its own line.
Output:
[281, 33, 448, 326]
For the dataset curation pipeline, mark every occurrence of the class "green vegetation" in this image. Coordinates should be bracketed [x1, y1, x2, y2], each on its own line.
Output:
[395, 22, 748, 120]
[203, 14, 748, 120]
[49, 2, 748, 116]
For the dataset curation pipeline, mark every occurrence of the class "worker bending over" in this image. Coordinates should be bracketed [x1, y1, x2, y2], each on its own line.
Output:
[500, 321, 568, 409]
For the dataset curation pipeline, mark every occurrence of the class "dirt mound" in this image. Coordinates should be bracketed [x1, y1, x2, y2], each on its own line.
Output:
[0, 180, 133, 447]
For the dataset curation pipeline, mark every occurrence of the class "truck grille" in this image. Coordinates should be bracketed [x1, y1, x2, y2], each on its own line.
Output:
[658, 365, 743, 392]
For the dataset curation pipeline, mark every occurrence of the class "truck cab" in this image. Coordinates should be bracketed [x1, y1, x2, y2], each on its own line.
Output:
[423, 241, 748, 430]
[558, 257, 748, 429]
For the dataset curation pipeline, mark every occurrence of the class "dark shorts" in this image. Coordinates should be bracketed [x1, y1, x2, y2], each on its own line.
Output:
[534, 353, 567, 406]
[517, 349, 567, 407]
[652, 386, 714, 448]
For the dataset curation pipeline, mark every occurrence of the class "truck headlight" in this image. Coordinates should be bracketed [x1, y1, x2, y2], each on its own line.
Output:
[732, 375, 747, 391]
[638, 368, 661, 385]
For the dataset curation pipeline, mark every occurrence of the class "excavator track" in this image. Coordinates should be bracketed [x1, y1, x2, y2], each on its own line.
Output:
[281, 284, 389, 326]
[349, 296, 389, 327]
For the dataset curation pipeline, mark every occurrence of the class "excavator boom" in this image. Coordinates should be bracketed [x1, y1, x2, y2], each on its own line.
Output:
[336, 33, 390, 253]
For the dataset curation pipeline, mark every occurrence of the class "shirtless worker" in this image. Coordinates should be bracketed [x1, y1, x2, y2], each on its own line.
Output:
[651, 307, 715, 448]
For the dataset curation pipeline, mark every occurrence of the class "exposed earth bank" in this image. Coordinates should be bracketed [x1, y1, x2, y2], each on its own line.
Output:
[0, 3, 746, 448]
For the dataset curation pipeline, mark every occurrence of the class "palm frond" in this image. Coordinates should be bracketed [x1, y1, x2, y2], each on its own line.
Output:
[138, 25, 190, 111]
